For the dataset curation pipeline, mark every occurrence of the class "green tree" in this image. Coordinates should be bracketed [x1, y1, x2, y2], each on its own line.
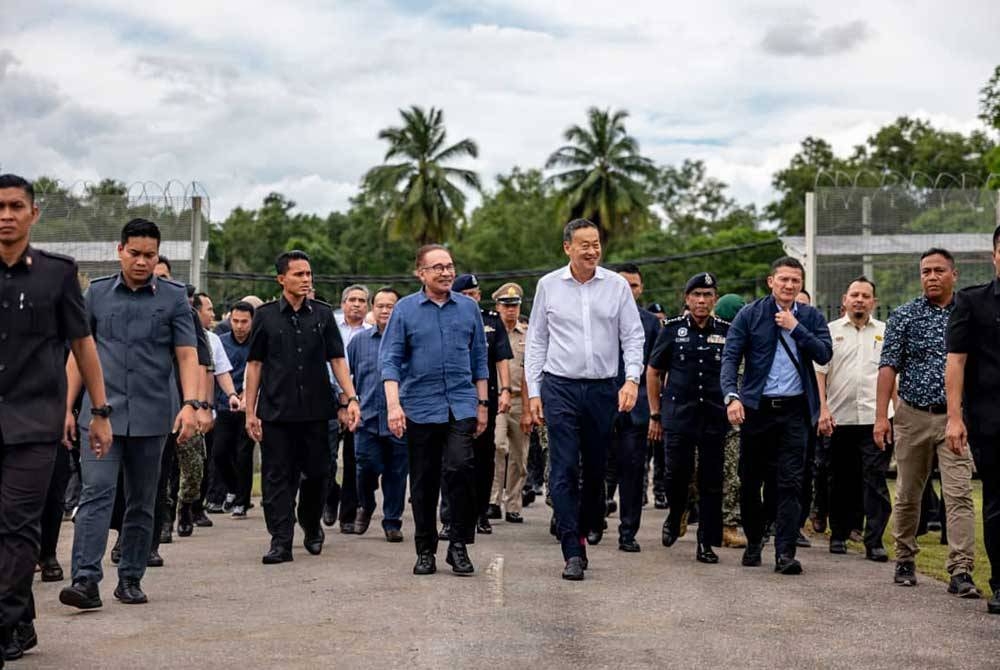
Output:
[765, 136, 848, 235]
[650, 159, 758, 236]
[545, 107, 657, 245]
[363, 105, 481, 245]
[979, 64, 1000, 133]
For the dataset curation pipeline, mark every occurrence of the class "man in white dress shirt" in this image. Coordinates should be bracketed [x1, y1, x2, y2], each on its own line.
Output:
[525, 219, 645, 581]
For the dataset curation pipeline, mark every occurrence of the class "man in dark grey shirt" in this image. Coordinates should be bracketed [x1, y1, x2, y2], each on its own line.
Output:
[59, 218, 200, 609]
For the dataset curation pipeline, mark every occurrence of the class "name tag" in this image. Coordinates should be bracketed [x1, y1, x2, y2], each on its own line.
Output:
[675, 337, 690, 343]
[485, 325, 495, 333]
[707, 335, 726, 344]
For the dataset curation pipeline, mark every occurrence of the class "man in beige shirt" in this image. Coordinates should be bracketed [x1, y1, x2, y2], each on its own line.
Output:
[490, 283, 530, 523]
[815, 277, 892, 561]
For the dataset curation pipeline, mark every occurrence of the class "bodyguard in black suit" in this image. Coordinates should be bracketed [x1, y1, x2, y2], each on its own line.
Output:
[721, 257, 832, 574]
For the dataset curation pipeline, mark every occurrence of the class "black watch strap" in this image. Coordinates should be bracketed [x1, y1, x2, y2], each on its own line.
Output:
[90, 404, 113, 418]
[650, 412, 662, 422]
[183, 399, 201, 410]
[199, 401, 212, 410]
[477, 399, 489, 407]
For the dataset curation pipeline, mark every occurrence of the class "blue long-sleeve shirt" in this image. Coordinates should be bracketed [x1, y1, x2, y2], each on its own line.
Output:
[348, 327, 390, 436]
[379, 290, 489, 424]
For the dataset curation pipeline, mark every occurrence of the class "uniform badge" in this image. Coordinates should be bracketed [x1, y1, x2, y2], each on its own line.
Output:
[707, 334, 726, 344]
[875, 335, 883, 342]
[485, 325, 495, 332]
[835, 336, 844, 342]
[677, 327, 688, 337]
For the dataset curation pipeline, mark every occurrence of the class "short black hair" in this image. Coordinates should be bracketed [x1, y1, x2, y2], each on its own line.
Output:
[920, 247, 955, 268]
[374, 286, 401, 301]
[156, 255, 172, 273]
[120, 218, 161, 246]
[770, 256, 805, 277]
[275, 249, 310, 274]
[0, 174, 34, 204]
[618, 262, 642, 278]
[847, 275, 877, 296]
[192, 292, 211, 310]
[230, 300, 255, 317]
[563, 218, 600, 244]
[797, 288, 811, 301]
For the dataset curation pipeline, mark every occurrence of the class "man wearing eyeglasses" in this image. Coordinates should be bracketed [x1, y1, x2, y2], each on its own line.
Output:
[380, 245, 489, 577]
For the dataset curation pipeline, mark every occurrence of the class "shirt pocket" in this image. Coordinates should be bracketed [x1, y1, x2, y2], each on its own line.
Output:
[150, 308, 173, 344]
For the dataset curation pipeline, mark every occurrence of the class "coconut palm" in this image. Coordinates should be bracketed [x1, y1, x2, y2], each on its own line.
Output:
[545, 107, 657, 243]
[363, 106, 481, 245]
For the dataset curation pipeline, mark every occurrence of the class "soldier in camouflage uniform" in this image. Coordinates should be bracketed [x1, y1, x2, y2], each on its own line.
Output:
[714, 294, 747, 548]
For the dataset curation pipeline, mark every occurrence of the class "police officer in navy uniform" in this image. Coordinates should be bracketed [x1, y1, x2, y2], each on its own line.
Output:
[646, 272, 730, 564]
[443, 274, 512, 537]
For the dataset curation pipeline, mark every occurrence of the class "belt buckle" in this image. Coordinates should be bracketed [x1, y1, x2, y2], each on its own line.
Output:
[770, 398, 783, 409]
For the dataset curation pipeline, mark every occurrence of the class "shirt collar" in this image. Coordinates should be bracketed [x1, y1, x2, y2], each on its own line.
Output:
[1, 244, 34, 272]
[279, 295, 312, 314]
[919, 294, 955, 310]
[559, 264, 608, 284]
[369, 327, 384, 339]
[418, 289, 456, 305]
[112, 271, 158, 294]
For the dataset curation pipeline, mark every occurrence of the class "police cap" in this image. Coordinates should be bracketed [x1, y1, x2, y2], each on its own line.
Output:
[492, 282, 523, 304]
[452, 274, 479, 292]
[684, 272, 718, 295]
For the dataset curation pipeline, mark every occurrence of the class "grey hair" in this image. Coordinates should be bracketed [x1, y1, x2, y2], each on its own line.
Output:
[341, 284, 370, 303]
[563, 218, 600, 244]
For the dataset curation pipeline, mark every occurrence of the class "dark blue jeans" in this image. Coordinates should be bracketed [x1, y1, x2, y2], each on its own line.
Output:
[541, 374, 617, 560]
[739, 398, 808, 559]
[72, 432, 165, 584]
[355, 430, 408, 531]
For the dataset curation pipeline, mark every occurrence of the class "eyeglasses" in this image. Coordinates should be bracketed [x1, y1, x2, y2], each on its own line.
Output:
[420, 263, 455, 274]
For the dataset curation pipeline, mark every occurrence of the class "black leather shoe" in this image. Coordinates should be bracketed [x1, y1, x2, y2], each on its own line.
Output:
[795, 531, 811, 548]
[505, 512, 523, 523]
[696, 542, 719, 564]
[159, 522, 172, 545]
[486, 504, 502, 519]
[522, 489, 536, 507]
[177, 504, 194, 537]
[110, 536, 122, 564]
[14, 621, 37, 655]
[865, 546, 889, 562]
[586, 529, 603, 546]
[413, 552, 436, 575]
[385, 528, 404, 543]
[439, 524, 452, 541]
[303, 527, 325, 555]
[322, 505, 337, 528]
[59, 578, 102, 610]
[39, 555, 64, 582]
[446, 542, 475, 575]
[192, 509, 213, 527]
[113, 577, 148, 604]
[741, 543, 763, 567]
[775, 555, 803, 575]
[606, 500, 618, 516]
[661, 524, 678, 548]
[894, 561, 917, 586]
[261, 548, 294, 565]
[146, 549, 164, 567]
[829, 539, 848, 554]
[562, 556, 585, 581]
[340, 522, 356, 534]
[354, 508, 373, 535]
[476, 516, 493, 534]
[618, 537, 641, 553]
[653, 493, 668, 509]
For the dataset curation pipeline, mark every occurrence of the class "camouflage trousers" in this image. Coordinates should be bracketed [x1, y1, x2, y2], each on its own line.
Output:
[722, 428, 741, 526]
[539, 424, 552, 506]
[176, 432, 206, 505]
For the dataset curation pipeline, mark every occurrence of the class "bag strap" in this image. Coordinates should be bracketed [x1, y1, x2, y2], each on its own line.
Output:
[777, 330, 803, 373]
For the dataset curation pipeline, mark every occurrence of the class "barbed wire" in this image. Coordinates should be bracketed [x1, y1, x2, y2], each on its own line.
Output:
[34, 179, 212, 221]
[813, 169, 1000, 211]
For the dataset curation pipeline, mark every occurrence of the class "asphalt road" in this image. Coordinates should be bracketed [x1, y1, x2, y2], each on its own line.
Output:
[22, 499, 1000, 670]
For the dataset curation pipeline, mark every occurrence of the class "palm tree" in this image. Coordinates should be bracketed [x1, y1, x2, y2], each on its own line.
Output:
[364, 106, 481, 245]
[545, 107, 657, 243]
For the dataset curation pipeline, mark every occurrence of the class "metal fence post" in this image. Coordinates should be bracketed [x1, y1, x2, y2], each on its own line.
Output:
[191, 195, 203, 288]
[805, 192, 817, 302]
[862, 195, 873, 279]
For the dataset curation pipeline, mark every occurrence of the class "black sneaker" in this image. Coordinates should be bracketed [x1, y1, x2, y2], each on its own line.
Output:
[231, 505, 247, 518]
[204, 502, 225, 514]
[894, 561, 917, 587]
[947, 572, 982, 599]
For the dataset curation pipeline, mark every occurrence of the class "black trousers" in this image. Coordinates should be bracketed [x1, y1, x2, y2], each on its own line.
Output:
[40, 441, 71, 559]
[611, 414, 649, 541]
[526, 429, 545, 494]
[970, 435, 999, 592]
[148, 435, 177, 552]
[441, 409, 497, 524]
[829, 424, 891, 547]
[664, 428, 725, 547]
[213, 411, 255, 507]
[260, 420, 328, 550]
[407, 417, 476, 556]
[740, 397, 809, 558]
[0, 436, 57, 632]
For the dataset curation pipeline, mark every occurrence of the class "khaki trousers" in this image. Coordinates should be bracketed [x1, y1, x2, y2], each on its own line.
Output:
[491, 400, 528, 513]
[892, 400, 975, 575]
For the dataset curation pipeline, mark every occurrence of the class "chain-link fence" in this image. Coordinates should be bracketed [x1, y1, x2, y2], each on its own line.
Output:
[29, 181, 210, 290]
[784, 186, 999, 320]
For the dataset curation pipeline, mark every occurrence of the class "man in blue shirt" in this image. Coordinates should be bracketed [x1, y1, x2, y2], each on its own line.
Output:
[380, 245, 489, 576]
[721, 257, 832, 575]
[349, 288, 407, 542]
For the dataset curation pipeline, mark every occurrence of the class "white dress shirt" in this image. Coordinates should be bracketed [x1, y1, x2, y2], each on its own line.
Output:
[814, 315, 890, 425]
[524, 265, 644, 397]
[206, 330, 233, 376]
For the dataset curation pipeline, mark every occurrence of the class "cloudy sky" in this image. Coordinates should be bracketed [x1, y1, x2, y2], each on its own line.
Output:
[3, 0, 998, 221]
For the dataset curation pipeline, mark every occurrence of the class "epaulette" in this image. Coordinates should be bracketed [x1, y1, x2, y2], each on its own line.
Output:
[713, 315, 732, 326]
[158, 276, 186, 289]
[88, 274, 116, 284]
[257, 299, 279, 310]
[35, 248, 77, 264]
[312, 298, 333, 308]
[663, 315, 686, 326]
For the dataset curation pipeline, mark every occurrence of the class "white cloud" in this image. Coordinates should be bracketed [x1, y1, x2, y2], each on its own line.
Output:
[2, 0, 997, 225]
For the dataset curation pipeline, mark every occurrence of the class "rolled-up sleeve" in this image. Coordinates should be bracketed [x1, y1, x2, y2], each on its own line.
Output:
[380, 304, 406, 383]
[524, 280, 549, 398]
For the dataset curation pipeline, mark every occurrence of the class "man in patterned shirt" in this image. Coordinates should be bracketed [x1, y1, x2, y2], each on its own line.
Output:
[875, 248, 979, 597]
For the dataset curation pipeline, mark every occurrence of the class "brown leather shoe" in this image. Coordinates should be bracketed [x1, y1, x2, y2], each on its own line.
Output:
[722, 525, 747, 548]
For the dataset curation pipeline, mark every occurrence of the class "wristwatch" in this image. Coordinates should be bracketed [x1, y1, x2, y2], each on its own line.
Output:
[347, 396, 360, 405]
[477, 399, 490, 407]
[90, 404, 113, 418]
[182, 399, 201, 410]
[650, 412, 661, 422]
[626, 376, 640, 385]
[199, 401, 212, 411]
[724, 393, 740, 406]
[501, 386, 513, 393]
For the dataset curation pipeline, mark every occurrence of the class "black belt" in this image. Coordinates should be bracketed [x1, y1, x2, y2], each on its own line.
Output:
[907, 402, 947, 415]
[759, 395, 805, 411]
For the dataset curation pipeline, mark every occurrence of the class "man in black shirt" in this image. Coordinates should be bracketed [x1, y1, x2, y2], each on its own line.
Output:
[243, 250, 361, 564]
[0, 174, 111, 662]
[946, 225, 1000, 614]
